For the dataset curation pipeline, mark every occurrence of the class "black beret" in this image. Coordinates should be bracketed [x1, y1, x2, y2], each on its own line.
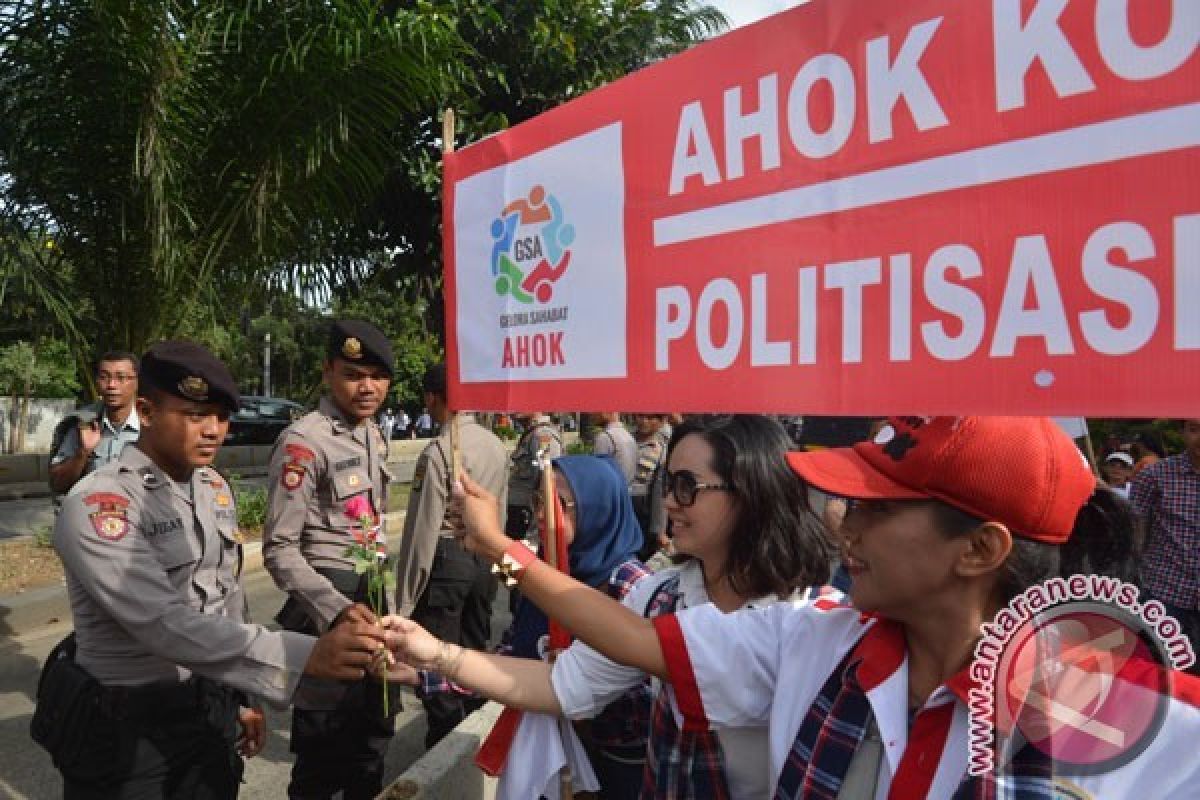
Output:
[422, 363, 446, 396]
[139, 341, 240, 413]
[328, 319, 393, 377]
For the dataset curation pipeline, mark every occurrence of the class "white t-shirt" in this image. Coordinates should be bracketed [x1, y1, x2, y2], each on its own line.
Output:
[659, 603, 1200, 799]
[552, 560, 837, 799]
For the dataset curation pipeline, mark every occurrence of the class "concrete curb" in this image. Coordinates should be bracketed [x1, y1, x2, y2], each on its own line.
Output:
[0, 510, 406, 640]
[380, 702, 501, 799]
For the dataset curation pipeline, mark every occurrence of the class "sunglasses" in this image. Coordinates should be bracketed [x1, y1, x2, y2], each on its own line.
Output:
[661, 469, 732, 507]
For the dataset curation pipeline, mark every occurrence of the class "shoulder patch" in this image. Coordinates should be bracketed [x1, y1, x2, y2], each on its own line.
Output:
[84, 492, 130, 509]
[86, 493, 130, 542]
[285, 443, 316, 462]
[282, 463, 306, 491]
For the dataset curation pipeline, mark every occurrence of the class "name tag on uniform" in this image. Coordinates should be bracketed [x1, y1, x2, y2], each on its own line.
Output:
[334, 457, 362, 472]
[146, 517, 184, 538]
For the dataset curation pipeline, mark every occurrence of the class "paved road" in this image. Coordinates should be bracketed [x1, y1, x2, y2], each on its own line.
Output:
[0, 497, 56, 541]
[0, 538, 511, 799]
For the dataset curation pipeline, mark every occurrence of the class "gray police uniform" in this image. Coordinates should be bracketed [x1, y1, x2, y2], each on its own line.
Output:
[394, 414, 509, 747]
[505, 416, 563, 540]
[263, 395, 394, 798]
[592, 420, 637, 484]
[50, 446, 314, 796]
[631, 430, 669, 558]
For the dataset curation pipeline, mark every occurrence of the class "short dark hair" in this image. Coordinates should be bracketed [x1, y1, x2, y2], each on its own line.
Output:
[668, 414, 834, 598]
[422, 363, 447, 398]
[96, 351, 139, 372]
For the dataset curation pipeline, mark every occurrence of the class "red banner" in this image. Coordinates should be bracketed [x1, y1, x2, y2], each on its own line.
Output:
[443, 0, 1199, 416]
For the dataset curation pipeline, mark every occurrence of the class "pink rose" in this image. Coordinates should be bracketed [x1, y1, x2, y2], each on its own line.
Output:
[344, 496, 374, 520]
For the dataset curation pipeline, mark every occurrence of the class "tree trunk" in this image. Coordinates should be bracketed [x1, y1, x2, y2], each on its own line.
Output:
[15, 377, 31, 453]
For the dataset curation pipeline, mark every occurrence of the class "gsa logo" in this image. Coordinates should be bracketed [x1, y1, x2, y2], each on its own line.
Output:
[490, 185, 575, 305]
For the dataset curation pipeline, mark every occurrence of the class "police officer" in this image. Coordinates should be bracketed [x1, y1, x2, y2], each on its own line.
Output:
[631, 413, 670, 559]
[44, 341, 386, 799]
[504, 412, 562, 541]
[394, 363, 508, 747]
[263, 319, 397, 799]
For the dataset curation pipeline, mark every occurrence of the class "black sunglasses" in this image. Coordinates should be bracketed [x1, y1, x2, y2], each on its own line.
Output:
[661, 469, 732, 507]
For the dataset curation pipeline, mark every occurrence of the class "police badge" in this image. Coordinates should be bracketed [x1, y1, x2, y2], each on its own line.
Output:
[342, 337, 363, 359]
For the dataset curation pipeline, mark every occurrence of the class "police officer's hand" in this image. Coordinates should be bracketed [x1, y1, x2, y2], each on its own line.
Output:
[304, 621, 388, 680]
[237, 707, 266, 758]
[451, 474, 508, 563]
[79, 420, 101, 453]
[332, 602, 378, 628]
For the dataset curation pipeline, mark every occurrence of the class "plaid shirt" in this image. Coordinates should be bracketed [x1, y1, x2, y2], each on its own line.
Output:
[418, 559, 654, 753]
[775, 622, 1055, 800]
[1131, 454, 1200, 609]
[640, 574, 733, 800]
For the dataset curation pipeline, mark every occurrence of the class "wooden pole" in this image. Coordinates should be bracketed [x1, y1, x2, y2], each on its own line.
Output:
[442, 108, 463, 482]
[538, 459, 573, 799]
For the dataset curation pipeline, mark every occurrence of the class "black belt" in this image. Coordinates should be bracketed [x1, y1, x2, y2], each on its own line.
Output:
[97, 676, 229, 720]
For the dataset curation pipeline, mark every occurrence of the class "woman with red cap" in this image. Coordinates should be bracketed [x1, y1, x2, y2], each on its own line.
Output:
[388, 415, 1200, 798]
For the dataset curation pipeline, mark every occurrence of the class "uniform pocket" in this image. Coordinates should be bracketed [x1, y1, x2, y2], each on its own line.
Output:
[152, 531, 200, 571]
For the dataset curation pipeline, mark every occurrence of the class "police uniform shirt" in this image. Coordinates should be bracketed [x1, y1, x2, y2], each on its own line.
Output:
[631, 431, 669, 535]
[654, 602, 1200, 798]
[394, 414, 509, 616]
[508, 417, 563, 508]
[263, 396, 392, 631]
[51, 406, 141, 473]
[592, 421, 638, 484]
[54, 446, 313, 705]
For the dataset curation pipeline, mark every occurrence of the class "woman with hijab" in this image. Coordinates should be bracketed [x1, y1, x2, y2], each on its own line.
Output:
[413, 454, 650, 797]
[391, 415, 839, 798]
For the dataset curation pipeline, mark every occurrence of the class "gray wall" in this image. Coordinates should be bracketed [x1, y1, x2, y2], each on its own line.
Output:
[0, 397, 76, 454]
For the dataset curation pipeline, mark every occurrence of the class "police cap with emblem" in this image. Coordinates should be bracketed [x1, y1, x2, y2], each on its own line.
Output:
[139, 340, 241, 413]
[327, 319, 394, 377]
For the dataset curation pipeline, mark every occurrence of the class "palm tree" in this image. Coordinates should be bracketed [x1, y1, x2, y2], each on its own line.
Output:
[0, 0, 461, 354]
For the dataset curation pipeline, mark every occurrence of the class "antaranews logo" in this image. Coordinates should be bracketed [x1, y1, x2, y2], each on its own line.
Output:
[968, 575, 1196, 780]
[490, 184, 576, 306]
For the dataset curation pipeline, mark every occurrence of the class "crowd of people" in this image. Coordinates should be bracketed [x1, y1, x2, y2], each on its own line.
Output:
[28, 319, 1200, 799]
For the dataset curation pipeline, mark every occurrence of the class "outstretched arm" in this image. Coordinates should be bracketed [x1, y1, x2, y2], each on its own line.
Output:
[383, 615, 562, 713]
[452, 474, 669, 681]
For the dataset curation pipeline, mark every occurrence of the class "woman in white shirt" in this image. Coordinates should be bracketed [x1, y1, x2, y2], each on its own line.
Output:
[392, 415, 838, 798]
[391, 416, 1198, 800]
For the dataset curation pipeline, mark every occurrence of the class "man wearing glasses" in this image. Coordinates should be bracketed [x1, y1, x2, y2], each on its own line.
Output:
[48, 351, 141, 495]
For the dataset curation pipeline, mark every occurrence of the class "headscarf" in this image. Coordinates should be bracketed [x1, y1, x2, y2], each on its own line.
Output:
[507, 455, 644, 659]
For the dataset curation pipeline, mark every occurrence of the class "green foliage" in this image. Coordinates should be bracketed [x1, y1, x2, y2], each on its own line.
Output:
[493, 424, 518, 441]
[0, 0, 462, 356]
[0, 339, 80, 398]
[1088, 419, 1186, 457]
[566, 439, 591, 456]
[228, 473, 268, 532]
[32, 524, 53, 549]
[0, 0, 727, 392]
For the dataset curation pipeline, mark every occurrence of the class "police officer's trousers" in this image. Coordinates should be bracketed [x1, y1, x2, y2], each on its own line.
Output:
[62, 678, 242, 800]
[411, 537, 497, 748]
[288, 677, 398, 800]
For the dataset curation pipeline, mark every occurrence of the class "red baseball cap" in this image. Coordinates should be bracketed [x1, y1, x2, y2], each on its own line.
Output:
[786, 417, 1096, 544]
